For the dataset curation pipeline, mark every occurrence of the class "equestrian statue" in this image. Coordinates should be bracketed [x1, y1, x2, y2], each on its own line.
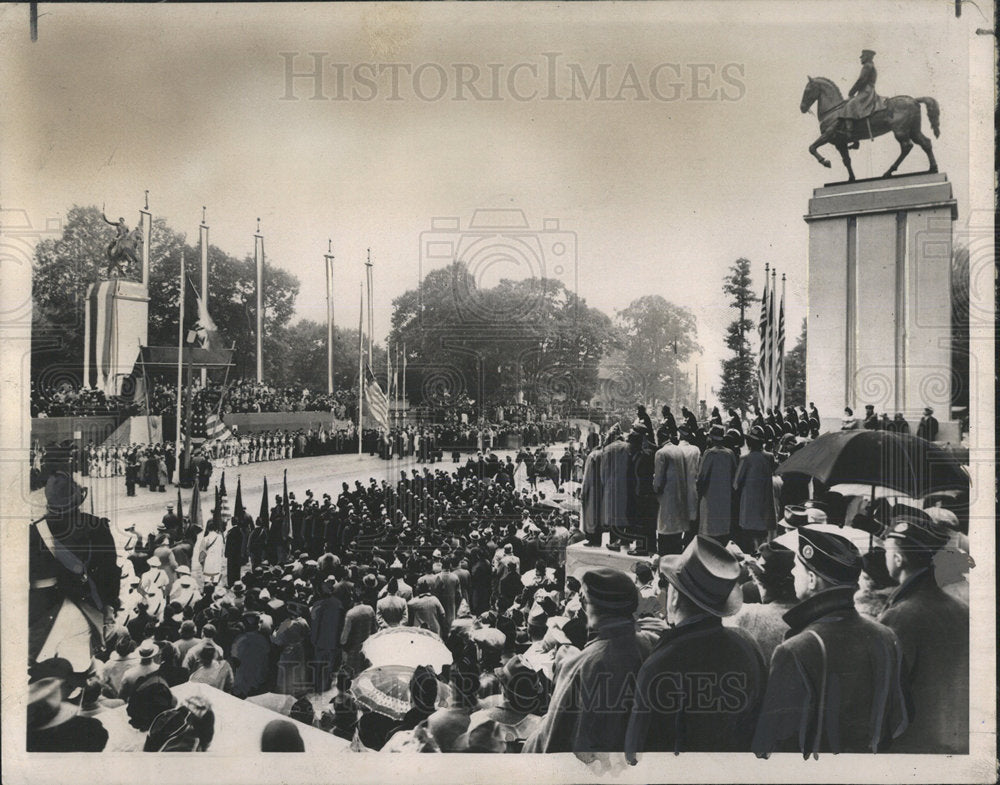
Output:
[101, 209, 143, 278]
[800, 50, 940, 182]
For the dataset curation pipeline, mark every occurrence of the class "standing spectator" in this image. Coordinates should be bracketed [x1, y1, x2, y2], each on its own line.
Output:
[696, 425, 738, 545]
[198, 523, 225, 587]
[523, 568, 643, 754]
[732, 426, 776, 552]
[625, 537, 767, 759]
[916, 406, 939, 441]
[753, 528, 908, 756]
[310, 578, 344, 692]
[376, 578, 407, 629]
[407, 577, 447, 637]
[340, 592, 377, 677]
[652, 435, 688, 556]
[188, 645, 234, 693]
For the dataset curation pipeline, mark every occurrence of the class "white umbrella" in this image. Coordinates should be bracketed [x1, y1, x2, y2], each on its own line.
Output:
[362, 626, 451, 671]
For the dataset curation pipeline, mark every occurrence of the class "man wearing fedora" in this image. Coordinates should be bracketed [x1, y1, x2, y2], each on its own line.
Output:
[916, 406, 939, 442]
[625, 537, 767, 759]
[753, 528, 908, 757]
[523, 568, 644, 755]
[879, 513, 969, 753]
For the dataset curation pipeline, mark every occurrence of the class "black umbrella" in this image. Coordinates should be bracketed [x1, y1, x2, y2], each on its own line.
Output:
[775, 430, 968, 499]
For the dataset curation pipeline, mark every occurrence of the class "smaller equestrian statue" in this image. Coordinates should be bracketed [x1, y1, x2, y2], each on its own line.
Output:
[800, 50, 940, 182]
[101, 208, 143, 278]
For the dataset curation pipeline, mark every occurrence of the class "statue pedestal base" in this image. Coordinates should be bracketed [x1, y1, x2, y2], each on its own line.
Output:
[84, 279, 149, 396]
[805, 172, 960, 441]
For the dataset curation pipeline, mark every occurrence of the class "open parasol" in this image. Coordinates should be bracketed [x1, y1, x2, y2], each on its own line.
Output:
[776, 430, 968, 500]
[362, 626, 452, 671]
[351, 664, 452, 721]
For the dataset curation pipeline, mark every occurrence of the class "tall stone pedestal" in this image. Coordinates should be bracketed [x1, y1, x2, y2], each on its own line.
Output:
[84, 279, 149, 396]
[805, 173, 960, 442]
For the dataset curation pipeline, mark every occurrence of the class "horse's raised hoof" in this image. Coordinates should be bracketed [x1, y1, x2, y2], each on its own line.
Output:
[821, 160, 831, 168]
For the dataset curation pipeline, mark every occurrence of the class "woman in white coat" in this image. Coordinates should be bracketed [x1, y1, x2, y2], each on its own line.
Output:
[198, 523, 226, 586]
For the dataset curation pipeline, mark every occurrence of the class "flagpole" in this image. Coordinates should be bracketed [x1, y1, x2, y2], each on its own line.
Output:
[140, 190, 151, 289]
[402, 342, 407, 422]
[365, 249, 373, 370]
[325, 240, 335, 395]
[200, 207, 209, 387]
[357, 281, 364, 457]
[770, 267, 778, 412]
[174, 250, 185, 481]
[254, 218, 264, 384]
[387, 341, 392, 429]
[779, 273, 787, 411]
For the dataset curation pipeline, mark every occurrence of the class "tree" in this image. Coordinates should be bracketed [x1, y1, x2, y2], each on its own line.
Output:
[613, 295, 700, 406]
[388, 261, 613, 414]
[717, 258, 758, 412]
[784, 318, 807, 408]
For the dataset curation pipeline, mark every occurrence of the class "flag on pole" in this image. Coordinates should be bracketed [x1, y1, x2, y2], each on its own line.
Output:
[282, 469, 291, 540]
[185, 276, 220, 350]
[176, 485, 185, 524]
[259, 476, 269, 527]
[757, 271, 770, 411]
[766, 272, 777, 409]
[234, 475, 244, 522]
[775, 279, 786, 410]
[364, 366, 390, 431]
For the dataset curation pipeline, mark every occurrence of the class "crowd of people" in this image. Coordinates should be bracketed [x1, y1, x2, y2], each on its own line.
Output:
[841, 403, 941, 440]
[27, 399, 970, 757]
[31, 382, 141, 418]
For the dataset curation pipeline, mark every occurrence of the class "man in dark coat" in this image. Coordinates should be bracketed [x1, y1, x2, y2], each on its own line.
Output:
[916, 407, 939, 441]
[600, 427, 632, 551]
[310, 577, 344, 692]
[625, 537, 767, 759]
[523, 568, 644, 755]
[696, 425, 737, 544]
[657, 405, 678, 447]
[224, 521, 245, 586]
[879, 514, 969, 753]
[732, 428, 776, 552]
[30, 469, 120, 674]
[753, 528, 908, 757]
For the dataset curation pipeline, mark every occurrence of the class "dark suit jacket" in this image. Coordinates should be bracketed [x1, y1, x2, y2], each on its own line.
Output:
[878, 568, 969, 753]
[753, 586, 908, 757]
[626, 615, 767, 756]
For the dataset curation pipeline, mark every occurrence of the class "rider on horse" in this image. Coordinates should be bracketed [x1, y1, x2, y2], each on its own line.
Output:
[842, 50, 886, 147]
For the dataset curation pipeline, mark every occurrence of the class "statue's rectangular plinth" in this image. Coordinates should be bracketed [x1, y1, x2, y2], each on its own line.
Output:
[805, 173, 960, 442]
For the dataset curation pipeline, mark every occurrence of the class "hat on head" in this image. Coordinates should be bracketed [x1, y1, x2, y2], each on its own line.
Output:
[861, 49, 876, 58]
[581, 568, 639, 615]
[658, 536, 743, 617]
[781, 505, 809, 528]
[885, 512, 951, 555]
[175, 565, 191, 576]
[28, 678, 77, 730]
[44, 472, 87, 516]
[757, 541, 795, 574]
[147, 555, 162, 567]
[166, 503, 174, 510]
[796, 527, 863, 585]
[709, 424, 726, 443]
[806, 507, 828, 525]
[231, 581, 246, 596]
[494, 655, 543, 713]
[138, 641, 160, 660]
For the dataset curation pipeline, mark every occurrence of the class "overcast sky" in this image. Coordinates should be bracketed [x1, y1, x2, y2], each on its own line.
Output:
[1, 1, 979, 400]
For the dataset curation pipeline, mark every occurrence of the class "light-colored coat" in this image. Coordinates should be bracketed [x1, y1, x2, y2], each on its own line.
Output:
[652, 442, 688, 536]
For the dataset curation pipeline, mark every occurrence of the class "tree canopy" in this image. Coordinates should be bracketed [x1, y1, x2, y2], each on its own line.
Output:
[717, 257, 758, 412]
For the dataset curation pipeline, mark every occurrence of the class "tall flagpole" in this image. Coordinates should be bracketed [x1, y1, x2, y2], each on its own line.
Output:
[769, 267, 778, 411]
[199, 206, 209, 387]
[365, 249, 373, 369]
[254, 218, 264, 384]
[325, 240, 335, 394]
[357, 281, 364, 456]
[174, 250, 185, 478]
[387, 341, 392, 428]
[401, 342, 407, 418]
[140, 190, 151, 288]
[778, 273, 787, 411]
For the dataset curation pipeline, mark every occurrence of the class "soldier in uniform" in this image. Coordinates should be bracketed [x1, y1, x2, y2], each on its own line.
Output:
[753, 527, 908, 757]
[842, 49, 881, 146]
[880, 512, 969, 753]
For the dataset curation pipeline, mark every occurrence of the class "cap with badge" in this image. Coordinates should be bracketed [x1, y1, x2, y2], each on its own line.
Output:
[884, 510, 950, 555]
[795, 527, 863, 585]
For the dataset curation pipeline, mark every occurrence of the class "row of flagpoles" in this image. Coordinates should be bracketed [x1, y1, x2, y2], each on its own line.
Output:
[757, 263, 786, 413]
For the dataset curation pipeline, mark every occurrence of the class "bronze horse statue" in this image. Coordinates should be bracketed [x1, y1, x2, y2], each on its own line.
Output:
[800, 76, 939, 182]
[102, 214, 143, 278]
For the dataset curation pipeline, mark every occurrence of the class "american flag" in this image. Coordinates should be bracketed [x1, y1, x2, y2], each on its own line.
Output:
[185, 404, 233, 448]
[775, 281, 786, 410]
[364, 368, 390, 431]
[757, 273, 770, 410]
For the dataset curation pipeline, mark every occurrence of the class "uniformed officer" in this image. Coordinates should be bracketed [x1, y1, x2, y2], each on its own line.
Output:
[880, 512, 969, 753]
[843, 49, 878, 144]
[752, 527, 908, 757]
